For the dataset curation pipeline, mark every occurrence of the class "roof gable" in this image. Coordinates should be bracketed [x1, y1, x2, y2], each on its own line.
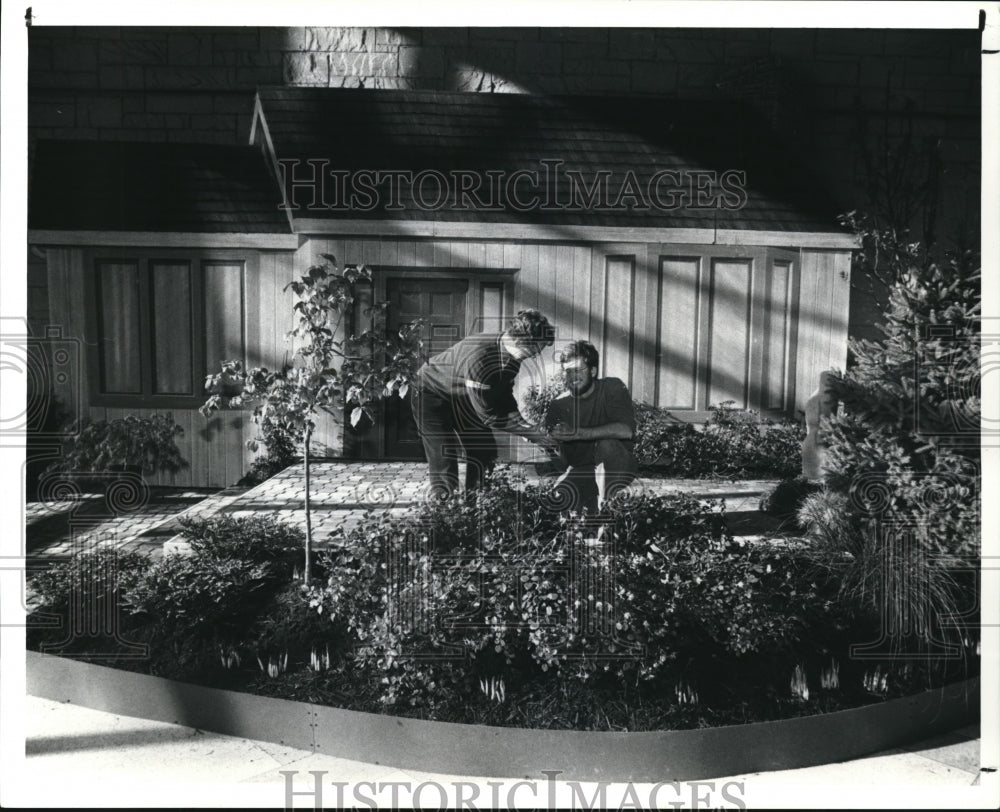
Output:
[255, 87, 849, 235]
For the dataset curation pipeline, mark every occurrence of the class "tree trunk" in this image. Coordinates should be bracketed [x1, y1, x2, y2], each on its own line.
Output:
[303, 425, 313, 586]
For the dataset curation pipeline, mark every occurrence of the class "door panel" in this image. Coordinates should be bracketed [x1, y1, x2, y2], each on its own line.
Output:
[384, 277, 469, 459]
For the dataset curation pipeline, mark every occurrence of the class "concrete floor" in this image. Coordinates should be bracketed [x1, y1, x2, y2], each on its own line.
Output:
[8, 696, 993, 809]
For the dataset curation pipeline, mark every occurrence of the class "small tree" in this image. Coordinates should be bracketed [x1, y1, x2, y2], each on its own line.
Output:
[201, 256, 424, 584]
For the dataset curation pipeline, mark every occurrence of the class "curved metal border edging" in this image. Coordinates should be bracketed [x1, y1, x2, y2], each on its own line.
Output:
[27, 652, 979, 782]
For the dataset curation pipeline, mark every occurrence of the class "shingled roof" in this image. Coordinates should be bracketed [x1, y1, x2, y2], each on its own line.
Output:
[29, 140, 291, 234]
[255, 86, 849, 234]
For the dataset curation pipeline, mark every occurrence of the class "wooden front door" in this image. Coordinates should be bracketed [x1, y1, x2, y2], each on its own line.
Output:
[384, 277, 469, 459]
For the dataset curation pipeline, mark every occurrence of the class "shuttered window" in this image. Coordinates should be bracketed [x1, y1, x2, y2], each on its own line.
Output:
[90, 254, 244, 407]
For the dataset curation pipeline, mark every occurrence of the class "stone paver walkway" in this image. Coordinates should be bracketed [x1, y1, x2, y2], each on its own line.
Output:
[24, 461, 784, 562]
[25, 487, 229, 563]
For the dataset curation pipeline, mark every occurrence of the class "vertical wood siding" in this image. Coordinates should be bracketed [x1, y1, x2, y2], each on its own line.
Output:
[793, 249, 851, 415]
[630, 245, 656, 406]
[46, 249, 90, 413]
[763, 259, 793, 412]
[45, 239, 852, 483]
[707, 258, 754, 409]
[656, 256, 701, 410]
[602, 255, 637, 393]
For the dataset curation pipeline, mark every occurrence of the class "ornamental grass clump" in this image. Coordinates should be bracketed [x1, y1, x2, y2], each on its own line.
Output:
[758, 476, 823, 526]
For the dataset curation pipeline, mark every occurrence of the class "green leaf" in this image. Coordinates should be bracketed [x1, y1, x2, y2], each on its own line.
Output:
[350, 407, 363, 427]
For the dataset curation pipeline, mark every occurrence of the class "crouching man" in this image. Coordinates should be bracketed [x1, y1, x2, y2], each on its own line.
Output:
[545, 340, 639, 515]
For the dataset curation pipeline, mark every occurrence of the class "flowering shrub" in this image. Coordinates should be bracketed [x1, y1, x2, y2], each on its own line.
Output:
[521, 373, 565, 429]
[305, 473, 582, 708]
[47, 413, 187, 476]
[27, 547, 150, 618]
[126, 556, 276, 640]
[633, 401, 804, 478]
[119, 519, 306, 676]
[610, 529, 838, 680]
[304, 469, 847, 710]
[177, 515, 304, 570]
[631, 404, 705, 472]
[28, 517, 313, 678]
[241, 411, 299, 485]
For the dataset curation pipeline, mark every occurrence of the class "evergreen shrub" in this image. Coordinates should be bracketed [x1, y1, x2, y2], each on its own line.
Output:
[809, 235, 981, 660]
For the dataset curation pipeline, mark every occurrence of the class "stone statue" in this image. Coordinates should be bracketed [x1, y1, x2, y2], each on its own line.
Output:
[801, 370, 837, 480]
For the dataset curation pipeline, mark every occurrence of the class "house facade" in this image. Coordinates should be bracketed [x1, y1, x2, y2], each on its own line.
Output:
[26, 27, 979, 488]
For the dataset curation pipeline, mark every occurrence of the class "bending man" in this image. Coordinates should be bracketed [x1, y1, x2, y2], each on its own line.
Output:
[411, 309, 555, 499]
[546, 340, 639, 515]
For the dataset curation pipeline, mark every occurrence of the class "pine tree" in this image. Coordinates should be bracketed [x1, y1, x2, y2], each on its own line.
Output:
[800, 235, 980, 665]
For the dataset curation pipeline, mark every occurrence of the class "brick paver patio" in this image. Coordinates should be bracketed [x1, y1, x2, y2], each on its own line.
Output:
[25, 461, 785, 563]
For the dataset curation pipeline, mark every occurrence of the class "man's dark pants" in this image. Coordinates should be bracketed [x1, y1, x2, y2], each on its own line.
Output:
[549, 438, 639, 514]
[410, 386, 498, 499]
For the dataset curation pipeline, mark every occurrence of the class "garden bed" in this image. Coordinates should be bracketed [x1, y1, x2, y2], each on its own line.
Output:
[26, 468, 980, 743]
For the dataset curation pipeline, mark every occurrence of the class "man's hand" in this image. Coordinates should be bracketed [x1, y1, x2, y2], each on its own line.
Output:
[549, 421, 580, 442]
[523, 428, 559, 452]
